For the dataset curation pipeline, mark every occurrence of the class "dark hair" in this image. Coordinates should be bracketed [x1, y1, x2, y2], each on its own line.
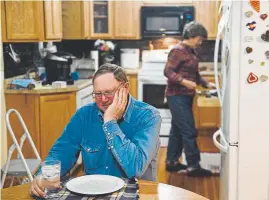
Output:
[183, 21, 208, 39]
[92, 63, 128, 84]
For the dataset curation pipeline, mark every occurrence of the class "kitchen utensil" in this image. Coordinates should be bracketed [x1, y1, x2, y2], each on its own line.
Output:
[9, 44, 21, 63]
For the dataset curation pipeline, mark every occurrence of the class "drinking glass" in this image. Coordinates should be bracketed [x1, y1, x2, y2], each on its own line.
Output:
[41, 160, 61, 199]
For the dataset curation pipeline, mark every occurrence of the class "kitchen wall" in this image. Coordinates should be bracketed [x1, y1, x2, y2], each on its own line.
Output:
[2, 38, 221, 78]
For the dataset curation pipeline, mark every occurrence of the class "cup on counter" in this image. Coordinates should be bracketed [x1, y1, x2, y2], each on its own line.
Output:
[41, 160, 61, 199]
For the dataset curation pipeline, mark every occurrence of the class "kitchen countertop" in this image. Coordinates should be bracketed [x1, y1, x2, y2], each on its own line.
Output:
[4, 67, 140, 95]
[5, 77, 92, 95]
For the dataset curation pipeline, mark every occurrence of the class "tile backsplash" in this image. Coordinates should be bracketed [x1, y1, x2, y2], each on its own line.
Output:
[3, 38, 221, 78]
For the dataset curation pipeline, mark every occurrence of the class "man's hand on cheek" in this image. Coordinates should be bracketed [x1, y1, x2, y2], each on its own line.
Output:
[104, 88, 128, 123]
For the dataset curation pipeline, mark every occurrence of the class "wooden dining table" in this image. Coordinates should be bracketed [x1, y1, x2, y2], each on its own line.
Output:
[1, 180, 208, 200]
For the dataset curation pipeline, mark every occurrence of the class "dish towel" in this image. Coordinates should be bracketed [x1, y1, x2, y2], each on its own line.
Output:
[35, 177, 139, 200]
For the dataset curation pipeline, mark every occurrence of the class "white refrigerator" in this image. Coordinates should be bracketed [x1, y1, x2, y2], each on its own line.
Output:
[213, 1, 269, 200]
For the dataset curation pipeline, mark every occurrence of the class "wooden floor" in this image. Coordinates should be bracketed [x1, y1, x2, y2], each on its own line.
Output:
[157, 132, 220, 200]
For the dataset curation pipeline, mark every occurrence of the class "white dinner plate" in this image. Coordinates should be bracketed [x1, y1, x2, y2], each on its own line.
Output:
[65, 175, 125, 195]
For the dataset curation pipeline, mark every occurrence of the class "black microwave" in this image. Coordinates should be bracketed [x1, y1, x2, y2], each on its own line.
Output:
[141, 6, 194, 38]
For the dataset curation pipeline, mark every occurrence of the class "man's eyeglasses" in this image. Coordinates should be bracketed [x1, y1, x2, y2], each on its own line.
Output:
[92, 83, 124, 99]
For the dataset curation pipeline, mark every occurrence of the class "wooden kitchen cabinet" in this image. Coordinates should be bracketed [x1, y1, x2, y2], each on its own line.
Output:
[63, 1, 141, 39]
[193, 96, 221, 129]
[1, 1, 43, 42]
[62, 1, 113, 39]
[1, 1, 62, 42]
[5, 95, 40, 159]
[193, 75, 221, 129]
[194, 0, 220, 39]
[39, 94, 76, 159]
[127, 74, 138, 99]
[113, 1, 142, 39]
[43, 1, 63, 40]
[62, 1, 90, 39]
[5, 93, 76, 160]
[90, 1, 113, 39]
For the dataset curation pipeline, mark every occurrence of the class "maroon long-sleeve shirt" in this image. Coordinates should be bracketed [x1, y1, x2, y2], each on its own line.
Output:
[164, 42, 208, 96]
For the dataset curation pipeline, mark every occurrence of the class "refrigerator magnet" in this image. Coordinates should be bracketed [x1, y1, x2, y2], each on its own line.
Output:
[246, 47, 253, 53]
[246, 21, 257, 31]
[260, 13, 268, 20]
[247, 72, 258, 84]
[249, 0, 260, 13]
[245, 11, 254, 17]
[265, 51, 269, 59]
[261, 30, 269, 42]
[260, 75, 268, 82]
[248, 59, 254, 64]
[244, 36, 254, 42]
[260, 61, 265, 66]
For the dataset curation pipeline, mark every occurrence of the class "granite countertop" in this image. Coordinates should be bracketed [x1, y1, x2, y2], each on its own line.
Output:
[5, 77, 93, 95]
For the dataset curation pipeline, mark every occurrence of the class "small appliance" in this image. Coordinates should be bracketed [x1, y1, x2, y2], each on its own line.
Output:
[120, 48, 140, 69]
[44, 52, 75, 84]
[141, 6, 194, 38]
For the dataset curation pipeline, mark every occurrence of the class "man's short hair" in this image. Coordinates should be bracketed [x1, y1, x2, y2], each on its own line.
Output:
[183, 21, 208, 39]
[93, 63, 128, 84]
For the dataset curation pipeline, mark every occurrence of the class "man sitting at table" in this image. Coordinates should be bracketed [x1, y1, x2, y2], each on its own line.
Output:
[30, 63, 161, 198]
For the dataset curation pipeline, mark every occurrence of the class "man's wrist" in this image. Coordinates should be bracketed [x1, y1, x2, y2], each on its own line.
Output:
[104, 116, 118, 123]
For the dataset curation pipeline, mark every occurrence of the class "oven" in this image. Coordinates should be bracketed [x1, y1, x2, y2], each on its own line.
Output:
[138, 76, 170, 117]
[138, 50, 172, 146]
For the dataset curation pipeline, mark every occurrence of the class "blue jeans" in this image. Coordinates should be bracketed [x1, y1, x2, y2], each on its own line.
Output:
[166, 95, 200, 168]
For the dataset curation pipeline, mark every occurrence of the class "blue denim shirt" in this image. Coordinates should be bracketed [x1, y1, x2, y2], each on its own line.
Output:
[44, 95, 161, 181]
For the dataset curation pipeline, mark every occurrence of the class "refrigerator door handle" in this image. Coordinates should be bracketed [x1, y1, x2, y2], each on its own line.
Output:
[214, 6, 232, 107]
[214, 31, 222, 106]
[213, 129, 228, 153]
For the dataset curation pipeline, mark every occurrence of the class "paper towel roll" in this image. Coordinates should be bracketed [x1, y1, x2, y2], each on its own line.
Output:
[90, 51, 99, 72]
